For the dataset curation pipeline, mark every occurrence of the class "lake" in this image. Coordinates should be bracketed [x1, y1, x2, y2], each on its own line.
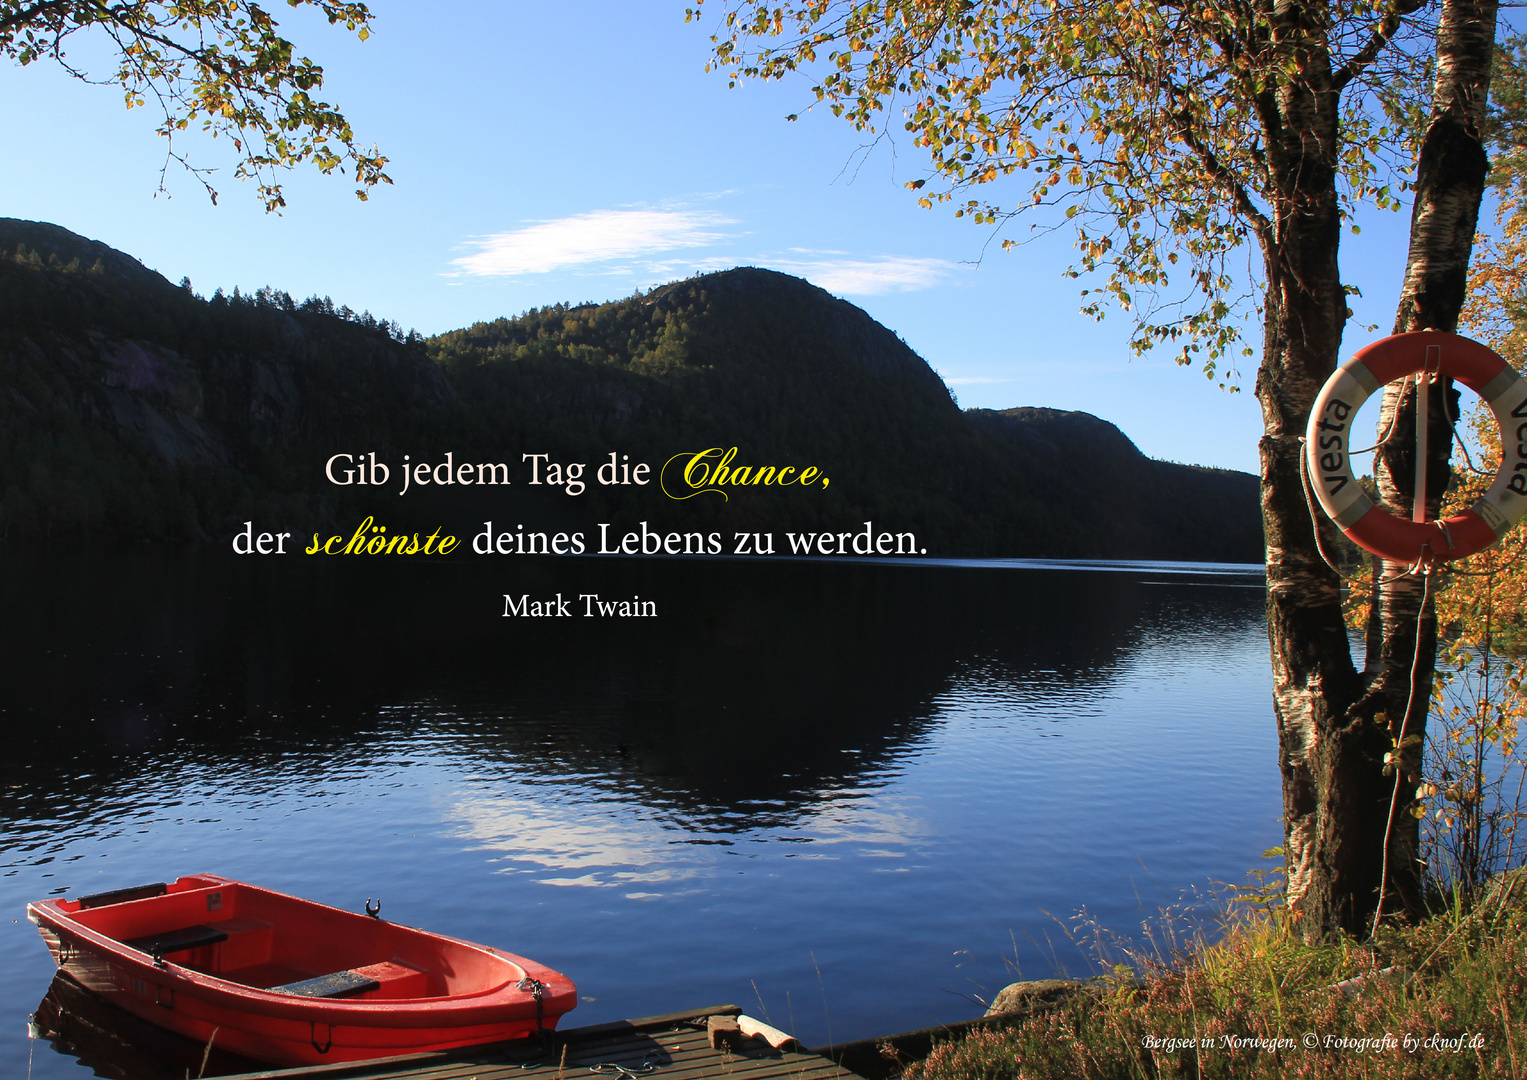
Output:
[0, 547, 1278, 1077]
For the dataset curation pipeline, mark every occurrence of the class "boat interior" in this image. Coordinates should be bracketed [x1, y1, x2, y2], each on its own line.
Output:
[55, 875, 520, 1001]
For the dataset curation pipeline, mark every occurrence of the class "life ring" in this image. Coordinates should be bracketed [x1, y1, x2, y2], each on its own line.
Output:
[1305, 330, 1527, 563]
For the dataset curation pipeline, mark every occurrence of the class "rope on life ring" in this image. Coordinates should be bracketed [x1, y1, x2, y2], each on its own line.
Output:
[1304, 330, 1527, 564]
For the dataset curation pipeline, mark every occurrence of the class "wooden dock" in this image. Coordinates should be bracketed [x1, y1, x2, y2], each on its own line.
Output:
[36, 971, 1047, 1080]
[214, 1005, 862, 1080]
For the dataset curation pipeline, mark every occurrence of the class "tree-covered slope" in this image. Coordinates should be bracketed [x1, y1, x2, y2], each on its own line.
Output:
[0, 221, 1262, 559]
[430, 267, 1261, 558]
[0, 219, 452, 539]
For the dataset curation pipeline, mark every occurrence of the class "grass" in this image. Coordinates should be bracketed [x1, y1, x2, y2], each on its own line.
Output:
[906, 870, 1526, 1079]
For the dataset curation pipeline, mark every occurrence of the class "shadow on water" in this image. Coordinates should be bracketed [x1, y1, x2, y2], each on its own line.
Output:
[0, 545, 1223, 822]
[30, 972, 265, 1079]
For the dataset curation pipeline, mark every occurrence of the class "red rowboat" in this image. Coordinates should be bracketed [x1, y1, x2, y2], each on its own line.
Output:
[27, 873, 577, 1065]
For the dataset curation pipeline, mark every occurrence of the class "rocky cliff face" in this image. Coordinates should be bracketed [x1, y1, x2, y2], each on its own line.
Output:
[8, 332, 222, 467]
[1, 219, 453, 538]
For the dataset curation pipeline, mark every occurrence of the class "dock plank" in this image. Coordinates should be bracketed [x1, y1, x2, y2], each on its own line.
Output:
[217, 1006, 860, 1080]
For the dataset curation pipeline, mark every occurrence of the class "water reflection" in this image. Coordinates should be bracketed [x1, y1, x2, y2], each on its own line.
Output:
[31, 973, 266, 1079]
[1, 548, 1235, 813]
[0, 547, 1276, 1077]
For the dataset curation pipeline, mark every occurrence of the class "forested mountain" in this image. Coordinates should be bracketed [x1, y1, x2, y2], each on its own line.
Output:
[0, 219, 450, 541]
[0, 219, 1261, 559]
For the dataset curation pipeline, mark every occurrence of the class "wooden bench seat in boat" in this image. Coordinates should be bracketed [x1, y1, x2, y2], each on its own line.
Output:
[271, 970, 381, 999]
[123, 924, 229, 956]
[78, 882, 169, 909]
[123, 918, 273, 972]
[270, 960, 427, 1000]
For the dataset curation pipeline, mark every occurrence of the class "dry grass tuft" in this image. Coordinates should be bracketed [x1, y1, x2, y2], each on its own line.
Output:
[909, 870, 1527, 1080]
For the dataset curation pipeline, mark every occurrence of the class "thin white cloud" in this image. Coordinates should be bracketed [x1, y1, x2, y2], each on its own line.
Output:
[769, 255, 957, 296]
[455, 209, 735, 277]
[452, 209, 956, 298]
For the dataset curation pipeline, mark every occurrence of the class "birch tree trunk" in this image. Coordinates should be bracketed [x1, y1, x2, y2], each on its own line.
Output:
[1368, 0, 1497, 924]
[1255, 1, 1369, 938]
[1270, 0, 1498, 939]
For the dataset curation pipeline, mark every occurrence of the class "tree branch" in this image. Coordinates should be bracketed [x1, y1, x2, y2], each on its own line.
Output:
[0, 0, 76, 37]
[1159, 72, 1275, 246]
[1333, 0, 1427, 90]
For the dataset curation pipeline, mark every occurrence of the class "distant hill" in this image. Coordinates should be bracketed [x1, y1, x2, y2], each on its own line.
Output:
[968, 407, 1263, 561]
[0, 218, 451, 540]
[0, 219, 1262, 559]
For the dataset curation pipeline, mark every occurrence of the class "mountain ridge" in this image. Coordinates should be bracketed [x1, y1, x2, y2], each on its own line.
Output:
[0, 219, 1262, 560]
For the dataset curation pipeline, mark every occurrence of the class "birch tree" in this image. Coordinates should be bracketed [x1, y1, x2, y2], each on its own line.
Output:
[690, 0, 1501, 940]
[0, 1, 389, 210]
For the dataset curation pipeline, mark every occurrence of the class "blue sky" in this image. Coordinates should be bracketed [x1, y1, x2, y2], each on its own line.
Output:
[0, 0, 1438, 474]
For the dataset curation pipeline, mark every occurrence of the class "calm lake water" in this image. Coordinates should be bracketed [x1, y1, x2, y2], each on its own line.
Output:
[0, 547, 1278, 1077]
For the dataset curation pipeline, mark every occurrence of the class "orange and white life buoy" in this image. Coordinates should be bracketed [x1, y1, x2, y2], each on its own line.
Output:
[1305, 330, 1527, 563]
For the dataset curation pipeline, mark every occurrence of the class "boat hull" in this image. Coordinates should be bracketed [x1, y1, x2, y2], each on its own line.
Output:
[29, 874, 576, 1065]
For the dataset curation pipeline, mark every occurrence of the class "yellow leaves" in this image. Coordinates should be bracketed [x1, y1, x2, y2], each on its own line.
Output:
[697, 0, 1292, 380]
[2, 0, 391, 211]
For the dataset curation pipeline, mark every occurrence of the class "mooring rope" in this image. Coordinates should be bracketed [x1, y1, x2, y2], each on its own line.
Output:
[1370, 567, 1432, 940]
